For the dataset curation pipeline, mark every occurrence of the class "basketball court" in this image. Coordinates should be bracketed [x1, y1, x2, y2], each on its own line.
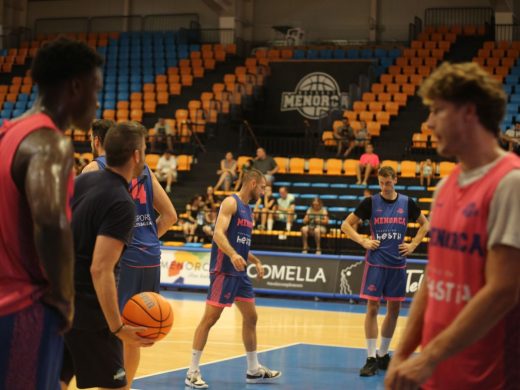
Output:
[105, 290, 408, 390]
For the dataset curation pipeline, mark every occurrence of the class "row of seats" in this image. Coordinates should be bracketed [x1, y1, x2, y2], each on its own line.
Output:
[254, 47, 402, 61]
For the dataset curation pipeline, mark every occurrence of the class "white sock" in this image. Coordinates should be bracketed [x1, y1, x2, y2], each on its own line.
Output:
[189, 349, 203, 373]
[267, 219, 273, 231]
[366, 338, 377, 358]
[246, 351, 260, 373]
[379, 337, 392, 356]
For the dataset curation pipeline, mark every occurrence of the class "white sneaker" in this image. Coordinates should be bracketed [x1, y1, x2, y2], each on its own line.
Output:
[185, 370, 208, 388]
[246, 365, 282, 384]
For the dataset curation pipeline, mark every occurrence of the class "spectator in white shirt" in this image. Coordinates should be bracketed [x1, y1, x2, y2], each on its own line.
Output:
[155, 151, 177, 193]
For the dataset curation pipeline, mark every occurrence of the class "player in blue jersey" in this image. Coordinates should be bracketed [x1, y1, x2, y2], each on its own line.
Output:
[341, 166, 429, 377]
[185, 169, 282, 389]
[79, 119, 178, 387]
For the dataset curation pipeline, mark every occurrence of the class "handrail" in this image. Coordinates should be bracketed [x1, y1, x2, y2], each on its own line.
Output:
[243, 120, 261, 150]
[424, 6, 494, 27]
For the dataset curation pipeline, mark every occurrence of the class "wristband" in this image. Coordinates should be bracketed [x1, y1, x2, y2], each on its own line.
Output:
[112, 323, 125, 335]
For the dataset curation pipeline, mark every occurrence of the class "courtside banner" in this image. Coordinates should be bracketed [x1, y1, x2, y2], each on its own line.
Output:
[159, 247, 427, 300]
[263, 60, 375, 127]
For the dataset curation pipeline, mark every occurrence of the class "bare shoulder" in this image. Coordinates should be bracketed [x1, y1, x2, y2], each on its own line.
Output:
[220, 195, 238, 213]
[81, 160, 100, 173]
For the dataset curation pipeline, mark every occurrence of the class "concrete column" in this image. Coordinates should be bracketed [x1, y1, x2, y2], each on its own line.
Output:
[368, 0, 379, 43]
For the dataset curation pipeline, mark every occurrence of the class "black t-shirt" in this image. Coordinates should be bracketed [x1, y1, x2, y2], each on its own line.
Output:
[71, 170, 136, 330]
[354, 194, 421, 221]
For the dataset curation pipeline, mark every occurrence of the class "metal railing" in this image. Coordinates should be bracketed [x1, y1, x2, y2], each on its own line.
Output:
[424, 7, 494, 27]
[494, 24, 520, 42]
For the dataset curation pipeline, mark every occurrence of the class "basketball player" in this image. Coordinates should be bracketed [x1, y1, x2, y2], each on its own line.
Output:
[80, 119, 178, 388]
[185, 169, 282, 388]
[385, 63, 520, 389]
[0, 38, 102, 389]
[64, 122, 154, 389]
[341, 166, 429, 377]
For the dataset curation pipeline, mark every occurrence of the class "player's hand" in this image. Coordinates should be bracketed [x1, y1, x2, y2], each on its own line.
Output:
[399, 243, 417, 256]
[254, 261, 264, 280]
[361, 238, 380, 250]
[230, 253, 247, 272]
[384, 353, 436, 390]
[115, 324, 155, 347]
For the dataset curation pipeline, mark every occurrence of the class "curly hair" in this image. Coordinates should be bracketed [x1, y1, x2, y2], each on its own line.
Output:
[31, 37, 103, 90]
[418, 62, 506, 135]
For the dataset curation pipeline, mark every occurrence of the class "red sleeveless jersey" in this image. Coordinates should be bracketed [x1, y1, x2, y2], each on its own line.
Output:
[0, 113, 74, 316]
[424, 153, 520, 389]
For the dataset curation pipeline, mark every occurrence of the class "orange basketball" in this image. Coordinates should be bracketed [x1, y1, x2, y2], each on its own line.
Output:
[122, 292, 174, 341]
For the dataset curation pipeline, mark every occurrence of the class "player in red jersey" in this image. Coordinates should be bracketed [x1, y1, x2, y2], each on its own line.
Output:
[386, 62, 520, 389]
[0, 38, 103, 389]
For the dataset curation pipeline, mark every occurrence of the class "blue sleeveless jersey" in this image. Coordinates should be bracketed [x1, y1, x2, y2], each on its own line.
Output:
[210, 194, 253, 276]
[96, 155, 160, 266]
[368, 194, 409, 267]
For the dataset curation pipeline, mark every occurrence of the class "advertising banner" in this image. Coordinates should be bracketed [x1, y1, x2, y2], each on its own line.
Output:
[160, 247, 427, 300]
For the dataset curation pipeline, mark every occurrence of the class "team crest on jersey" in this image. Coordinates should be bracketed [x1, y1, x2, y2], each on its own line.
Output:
[397, 207, 404, 214]
[462, 202, 479, 218]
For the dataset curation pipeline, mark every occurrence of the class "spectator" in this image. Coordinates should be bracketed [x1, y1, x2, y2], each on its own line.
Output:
[204, 185, 220, 211]
[356, 144, 380, 185]
[275, 186, 295, 239]
[151, 118, 174, 152]
[214, 152, 237, 191]
[234, 159, 253, 191]
[334, 118, 356, 157]
[183, 195, 204, 242]
[254, 185, 276, 231]
[253, 147, 278, 184]
[301, 197, 329, 255]
[355, 121, 371, 148]
[500, 122, 520, 153]
[420, 158, 434, 187]
[155, 151, 177, 193]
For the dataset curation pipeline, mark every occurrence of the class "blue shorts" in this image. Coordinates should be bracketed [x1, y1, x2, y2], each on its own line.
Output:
[360, 263, 406, 302]
[0, 302, 63, 390]
[207, 273, 255, 307]
[117, 263, 161, 311]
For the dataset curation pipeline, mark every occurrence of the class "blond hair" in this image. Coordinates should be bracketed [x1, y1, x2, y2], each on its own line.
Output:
[419, 62, 506, 135]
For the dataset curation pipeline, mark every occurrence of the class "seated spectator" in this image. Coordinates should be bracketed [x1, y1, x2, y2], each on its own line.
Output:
[252, 147, 278, 184]
[301, 197, 329, 255]
[334, 118, 356, 157]
[355, 121, 371, 147]
[254, 185, 276, 231]
[151, 118, 174, 152]
[420, 158, 434, 187]
[356, 144, 380, 185]
[500, 122, 520, 154]
[204, 185, 220, 211]
[155, 151, 177, 193]
[234, 159, 253, 191]
[202, 209, 217, 241]
[275, 186, 295, 239]
[214, 152, 237, 191]
[182, 195, 204, 242]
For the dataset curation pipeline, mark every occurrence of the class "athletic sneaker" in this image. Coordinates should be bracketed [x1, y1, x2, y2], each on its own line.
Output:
[185, 370, 208, 388]
[246, 365, 282, 383]
[377, 353, 391, 370]
[359, 357, 378, 376]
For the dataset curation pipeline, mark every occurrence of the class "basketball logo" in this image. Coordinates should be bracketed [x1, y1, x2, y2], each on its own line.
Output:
[281, 72, 348, 120]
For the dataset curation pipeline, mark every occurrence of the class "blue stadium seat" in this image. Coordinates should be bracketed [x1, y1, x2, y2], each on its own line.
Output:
[504, 114, 514, 124]
[319, 49, 333, 59]
[12, 109, 24, 118]
[3, 102, 14, 110]
[504, 85, 514, 94]
[507, 103, 519, 114]
[321, 194, 338, 200]
[293, 182, 311, 187]
[350, 184, 366, 189]
[274, 181, 291, 187]
[295, 205, 308, 211]
[360, 48, 373, 58]
[307, 50, 319, 59]
[380, 57, 394, 68]
[388, 48, 401, 58]
[117, 92, 129, 101]
[104, 101, 116, 110]
[130, 83, 142, 92]
[17, 93, 29, 102]
[311, 183, 329, 188]
[338, 195, 357, 200]
[14, 101, 26, 110]
[394, 185, 406, 190]
[374, 48, 387, 58]
[333, 49, 346, 59]
[510, 94, 520, 104]
[301, 194, 318, 199]
[511, 66, 520, 75]
[346, 49, 359, 59]
[293, 50, 305, 59]
[407, 186, 426, 191]
[330, 183, 348, 189]
[329, 207, 348, 213]
[505, 75, 519, 85]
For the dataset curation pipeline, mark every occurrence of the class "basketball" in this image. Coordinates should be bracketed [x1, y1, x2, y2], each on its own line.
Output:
[122, 292, 174, 341]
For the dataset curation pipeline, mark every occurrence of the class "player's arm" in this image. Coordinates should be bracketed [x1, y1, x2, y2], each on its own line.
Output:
[268, 163, 279, 175]
[212, 196, 247, 271]
[21, 129, 75, 329]
[341, 213, 379, 250]
[247, 252, 264, 279]
[399, 213, 430, 256]
[81, 160, 100, 173]
[386, 245, 520, 389]
[151, 171, 177, 237]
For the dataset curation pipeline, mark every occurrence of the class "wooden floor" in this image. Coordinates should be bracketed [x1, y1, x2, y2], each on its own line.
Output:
[67, 292, 408, 389]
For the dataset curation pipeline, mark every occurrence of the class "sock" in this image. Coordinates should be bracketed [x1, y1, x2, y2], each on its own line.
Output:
[379, 337, 392, 356]
[246, 351, 260, 373]
[189, 350, 203, 373]
[366, 339, 377, 358]
[267, 219, 273, 231]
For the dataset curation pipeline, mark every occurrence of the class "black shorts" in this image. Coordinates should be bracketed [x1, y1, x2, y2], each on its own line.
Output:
[117, 262, 160, 310]
[63, 327, 126, 389]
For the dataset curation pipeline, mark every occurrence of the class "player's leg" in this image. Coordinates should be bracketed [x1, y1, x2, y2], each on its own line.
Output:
[356, 163, 364, 184]
[301, 225, 309, 253]
[314, 226, 323, 254]
[363, 164, 373, 184]
[360, 263, 384, 376]
[235, 275, 281, 383]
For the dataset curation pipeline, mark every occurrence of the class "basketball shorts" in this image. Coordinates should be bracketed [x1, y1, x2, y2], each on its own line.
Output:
[360, 263, 406, 302]
[207, 272, 255, 307]
[117, 262, 160, 311]
[63, 327, 126, 389]
[0, 302, 63, 390]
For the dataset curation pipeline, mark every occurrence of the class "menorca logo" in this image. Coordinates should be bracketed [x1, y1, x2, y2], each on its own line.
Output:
[281, 72, 348, 119]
